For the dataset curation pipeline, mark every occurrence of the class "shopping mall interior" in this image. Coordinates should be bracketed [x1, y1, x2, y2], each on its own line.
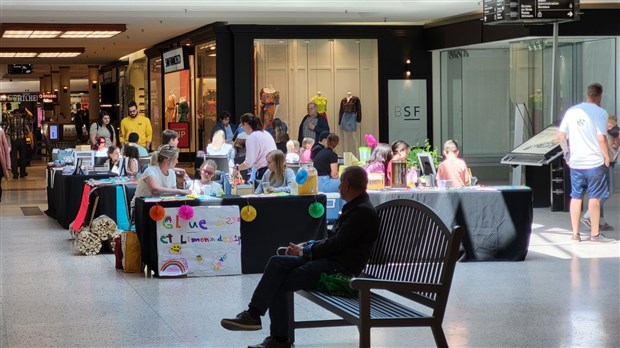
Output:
[1, 1, 619, 347]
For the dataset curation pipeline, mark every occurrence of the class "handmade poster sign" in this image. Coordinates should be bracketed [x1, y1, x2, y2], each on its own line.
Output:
[157, 206, 241, 277]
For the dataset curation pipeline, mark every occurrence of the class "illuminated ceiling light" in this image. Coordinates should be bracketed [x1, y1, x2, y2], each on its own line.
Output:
[30, 30, 63, 38]
[0, 47, 85, 58]
[208, 53, 216, 57]
[0, 23, 126, 39]
[14, 52, 38, 57]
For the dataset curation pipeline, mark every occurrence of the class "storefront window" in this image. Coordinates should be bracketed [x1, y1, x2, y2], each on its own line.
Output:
[162, 51, 194, 153]
[149, 58, 163, 149]
[254, 39, 378, 154]
[510, 37, 616, 135]
[196, 40, 217, 150]
[439, 37, 617, 184]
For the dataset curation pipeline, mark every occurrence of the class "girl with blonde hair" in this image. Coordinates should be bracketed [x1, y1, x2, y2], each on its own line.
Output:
[255, 150, 295, 194]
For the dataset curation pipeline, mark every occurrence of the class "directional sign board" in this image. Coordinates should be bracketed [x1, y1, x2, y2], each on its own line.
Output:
[483, 0, 506, 24]
[483, 0, 579, 25]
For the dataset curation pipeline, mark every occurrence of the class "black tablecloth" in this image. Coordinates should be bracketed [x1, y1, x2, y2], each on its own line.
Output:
[45, 169, 117, 228]
[367, 187, 533, 261]
[135, 194, 327, 275]
[89, 184, 137, 223]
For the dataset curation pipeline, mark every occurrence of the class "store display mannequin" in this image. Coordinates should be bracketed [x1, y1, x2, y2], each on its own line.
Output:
[311, 91, 328, 120]
[165, 91, 177, 125]
[178, 96, 189, 122]
[260, 84, 279, 129]
[339, 91, 362, 153]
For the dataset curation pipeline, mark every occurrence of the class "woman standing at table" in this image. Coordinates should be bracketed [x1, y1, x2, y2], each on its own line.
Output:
[233, 113, 277, 186]
[255, 150, 295, 194]
[90, 111, 116, 148]
[131, 145, 190, 217]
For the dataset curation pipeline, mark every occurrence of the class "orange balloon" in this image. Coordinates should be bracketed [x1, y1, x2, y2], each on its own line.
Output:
[149, 205, 165, 221]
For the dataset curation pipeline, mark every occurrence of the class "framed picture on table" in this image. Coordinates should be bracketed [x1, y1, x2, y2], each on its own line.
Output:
[417, 153, 436, 176]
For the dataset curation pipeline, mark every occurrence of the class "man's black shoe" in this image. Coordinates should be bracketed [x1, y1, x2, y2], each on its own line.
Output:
[221, 310, 262, 331]
[248, 336, 291, 348]
[19, 173, 28, 178]
[12, 174, 18, 179]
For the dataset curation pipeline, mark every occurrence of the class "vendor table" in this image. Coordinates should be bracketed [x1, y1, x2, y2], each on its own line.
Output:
[367, 186, 532, 261]
[89, 183, 137, 225]
[135, 194, 328, 276]
[45, 169, 117, 228]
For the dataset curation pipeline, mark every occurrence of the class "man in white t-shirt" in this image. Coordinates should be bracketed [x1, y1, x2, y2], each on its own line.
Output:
[558, 83, 612, 243]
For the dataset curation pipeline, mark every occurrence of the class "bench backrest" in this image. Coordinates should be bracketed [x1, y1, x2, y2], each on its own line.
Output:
[364, 199, 464, 311]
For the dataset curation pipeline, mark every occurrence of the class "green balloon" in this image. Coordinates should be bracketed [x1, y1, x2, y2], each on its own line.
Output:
[308, 202, 325, 218]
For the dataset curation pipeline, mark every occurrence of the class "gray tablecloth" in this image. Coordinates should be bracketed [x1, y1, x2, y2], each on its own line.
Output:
[367, 187, 533, 261]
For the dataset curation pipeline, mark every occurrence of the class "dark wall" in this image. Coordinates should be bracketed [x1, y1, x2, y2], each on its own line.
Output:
[424, 9, 620, 50]
[217, 25, 432, 143]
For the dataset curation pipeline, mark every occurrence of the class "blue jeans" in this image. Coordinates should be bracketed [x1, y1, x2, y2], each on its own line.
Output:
[318, 175, 340, 192]
[249, 255, 348, 337]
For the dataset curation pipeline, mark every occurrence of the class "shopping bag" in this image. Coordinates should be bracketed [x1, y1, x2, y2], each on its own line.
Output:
[121, 231, 141, 273]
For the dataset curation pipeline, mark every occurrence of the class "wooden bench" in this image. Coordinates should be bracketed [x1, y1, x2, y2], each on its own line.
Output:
[287, 199, 465, 348]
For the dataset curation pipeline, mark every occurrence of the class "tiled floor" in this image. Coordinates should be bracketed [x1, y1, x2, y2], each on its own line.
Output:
[1, 161, 619, 347]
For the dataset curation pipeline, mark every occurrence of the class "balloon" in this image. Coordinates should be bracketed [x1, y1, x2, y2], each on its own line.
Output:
[178, 204, 194, 220]
[296, 169, 308, 185]
[240, 205, 257, 222]
[149, 205, 165, 221]
[308, 202, 325, 218]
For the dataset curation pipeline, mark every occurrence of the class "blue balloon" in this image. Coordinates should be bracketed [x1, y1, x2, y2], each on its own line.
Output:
[296, 169, 308, 184]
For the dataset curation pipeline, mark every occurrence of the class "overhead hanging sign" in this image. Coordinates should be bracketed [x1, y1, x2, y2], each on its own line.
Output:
[483, 0, 580, 24]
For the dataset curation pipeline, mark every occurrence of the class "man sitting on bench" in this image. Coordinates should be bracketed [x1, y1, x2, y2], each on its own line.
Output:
[221, 166, 380, 348]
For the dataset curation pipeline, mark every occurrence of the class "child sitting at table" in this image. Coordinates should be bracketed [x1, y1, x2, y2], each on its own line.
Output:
[285, 140, 300, 163]
[255, 150, 295, 194]
[189, 160, 224, 196]
[436, 139, 470, 188]
[364, 143, 393, 186]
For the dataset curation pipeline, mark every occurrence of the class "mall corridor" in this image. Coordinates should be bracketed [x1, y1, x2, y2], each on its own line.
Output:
[1, 160, 619, 347]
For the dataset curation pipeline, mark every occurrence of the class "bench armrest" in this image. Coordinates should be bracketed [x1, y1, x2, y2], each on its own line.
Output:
[350, 277, 443, 293]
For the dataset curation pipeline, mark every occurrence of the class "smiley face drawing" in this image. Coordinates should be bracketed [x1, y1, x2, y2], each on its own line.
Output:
[169, 243, 182, 254]
[195, 255, 204, 264]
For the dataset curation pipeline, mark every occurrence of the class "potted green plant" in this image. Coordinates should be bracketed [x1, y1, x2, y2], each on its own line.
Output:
[405, 139, 440, 187]
[406, 139, 440, 169]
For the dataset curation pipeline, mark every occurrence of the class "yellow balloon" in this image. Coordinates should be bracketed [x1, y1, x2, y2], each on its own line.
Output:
[240, 205, 257, 222]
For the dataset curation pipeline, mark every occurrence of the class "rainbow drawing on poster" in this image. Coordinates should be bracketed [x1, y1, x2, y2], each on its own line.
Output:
[160, 258, 189, 276]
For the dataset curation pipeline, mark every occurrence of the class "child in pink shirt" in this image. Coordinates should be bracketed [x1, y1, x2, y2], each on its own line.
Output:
[300, 137, 314, 162]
